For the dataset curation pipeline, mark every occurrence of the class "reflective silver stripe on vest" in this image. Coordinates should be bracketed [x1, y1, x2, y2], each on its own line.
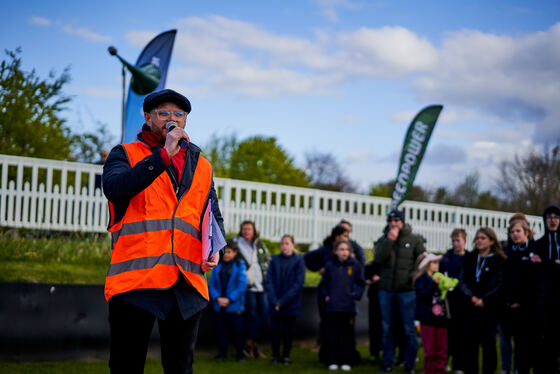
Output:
[107, 252, 204, 277]
[107, 252, 176, 276]
[174, 217, 201, 240]
[111, 218, 173, 244]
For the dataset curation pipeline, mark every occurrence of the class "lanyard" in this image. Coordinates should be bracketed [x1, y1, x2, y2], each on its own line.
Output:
[476, 253, 493, 282]
[549, 233, 559, 260]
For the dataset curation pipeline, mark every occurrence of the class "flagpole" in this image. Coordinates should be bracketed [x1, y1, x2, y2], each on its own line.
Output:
[121, 64, 126, 144]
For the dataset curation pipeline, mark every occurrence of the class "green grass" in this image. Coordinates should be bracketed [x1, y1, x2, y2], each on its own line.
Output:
[0, 230, 370, 286]
[0, 231, 111, 284]
[0, 231, 332, 286]
[0, 345, 425, 373]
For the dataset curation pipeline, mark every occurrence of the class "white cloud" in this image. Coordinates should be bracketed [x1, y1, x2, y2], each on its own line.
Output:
[29, 16, 51, 26]
[347, 149, 373, 162]
[29, 17, 111, 43]
[62, 25, 112, 43]
[414, 23, 560, 142]
[123, 16, 559, 147]
[314, 0, 361, 23]
[161, 16, 440, 98]
[125, 31, 159, 48]
[335, 26, 438, 77]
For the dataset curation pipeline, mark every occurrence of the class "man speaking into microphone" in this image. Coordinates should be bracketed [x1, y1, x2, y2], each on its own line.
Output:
[102, 88, 225, 374]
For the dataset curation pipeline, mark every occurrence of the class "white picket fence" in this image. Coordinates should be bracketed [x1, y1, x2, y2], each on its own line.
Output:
[0, 154, 544, 250]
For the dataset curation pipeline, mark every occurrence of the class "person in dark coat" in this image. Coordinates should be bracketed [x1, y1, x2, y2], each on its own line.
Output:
[534, 205, 560, 373]
[439, 228, 468, 373]
[266, 234, 305, 365]
[339, 219, 366, 266]
[319, 239, 365, 371]
[501, 219, 539, 374]
[102, 89, 224, 374]
[365, 258, 382, 363]
[414, 253, 450, 374]
[209, 240, 248, 362]
[459, 227, 506, 374]
[374, 210, 425, 373]
[304, 224, 349, 353]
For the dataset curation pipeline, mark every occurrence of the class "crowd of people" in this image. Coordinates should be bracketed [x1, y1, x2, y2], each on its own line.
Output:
[209, 206, 560, 374]
[102, 88, 558, 374]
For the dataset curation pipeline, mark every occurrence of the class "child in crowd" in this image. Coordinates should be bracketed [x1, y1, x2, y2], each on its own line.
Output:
[209, 240, 248, 362]
[459, 227, 506, 374]
[266, 234, 306, 365]
[501, 219, 539, 374]
[415, 253, 452, 374]
[439, 228, 468, 374]
[319, 239, 365, 371]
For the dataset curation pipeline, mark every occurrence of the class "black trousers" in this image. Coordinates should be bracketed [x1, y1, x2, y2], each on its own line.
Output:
[108, 297, 202, 374]
[447, 295, 468, 371]
[323, 312, 356, 366]
[270, 314, 297, 359]
[464, 307, 497, 374]
[368, 287, 382, 358]
[216, 309, 244, 359]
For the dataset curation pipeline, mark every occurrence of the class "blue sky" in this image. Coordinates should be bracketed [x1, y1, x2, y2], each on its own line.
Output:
[2, 0, 559, 193]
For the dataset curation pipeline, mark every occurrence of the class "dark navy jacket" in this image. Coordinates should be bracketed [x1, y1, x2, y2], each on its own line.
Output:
[415, 273, 448, 326]
[209, 259, 247, 313]
[319, 257, 365, 314]
[459, 249, 504, 312]
[266, 253, 306, 316]
[304, 244, 336, 272]
[440, 248, 464, 278]
[503, 240, 538, 307]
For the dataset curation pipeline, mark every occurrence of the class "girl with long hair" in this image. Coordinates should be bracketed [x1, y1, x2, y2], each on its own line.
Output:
[459, 227, 505, 374]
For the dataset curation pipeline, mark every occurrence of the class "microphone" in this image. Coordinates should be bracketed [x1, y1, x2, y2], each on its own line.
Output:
[165, 121, 188, 149]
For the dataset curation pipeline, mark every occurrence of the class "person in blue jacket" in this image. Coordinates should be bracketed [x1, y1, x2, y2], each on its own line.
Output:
[209, 240, 248, 362]
[319, 239, 365, 371]
[266, 234, 306, 365]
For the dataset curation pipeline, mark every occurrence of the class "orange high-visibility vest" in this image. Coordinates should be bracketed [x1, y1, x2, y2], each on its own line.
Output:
[104, 142, 213, 302]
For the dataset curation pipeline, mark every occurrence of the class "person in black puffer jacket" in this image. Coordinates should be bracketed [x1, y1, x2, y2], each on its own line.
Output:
[374, 210, 425, 373]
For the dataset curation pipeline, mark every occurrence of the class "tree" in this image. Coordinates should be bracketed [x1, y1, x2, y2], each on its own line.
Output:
[229, 136, 309, 186]
[452, 172, 481, 207]
[203, 132, 238, 177]
[368, 180, 430, 201]
[304, 150, 356, 192]
[497, 145, 560, 215]
[70, 121, 115, 163]
[0, 48, 72, 160]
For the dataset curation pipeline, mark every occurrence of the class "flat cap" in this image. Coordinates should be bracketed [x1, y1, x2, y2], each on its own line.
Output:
[143, 89, 191, 113]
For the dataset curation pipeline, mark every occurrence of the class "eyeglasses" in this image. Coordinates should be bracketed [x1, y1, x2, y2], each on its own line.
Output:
[546, 215, 560, 221]
[151, 110, 187, 121]
[387, 218, 401, 222]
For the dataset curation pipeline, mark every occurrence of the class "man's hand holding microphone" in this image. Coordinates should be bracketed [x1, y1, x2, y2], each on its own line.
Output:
[164, 121, 189, 158]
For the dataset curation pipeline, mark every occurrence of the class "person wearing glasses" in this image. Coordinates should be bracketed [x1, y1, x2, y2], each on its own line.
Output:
[374, 210, 426, 374]
[102, 89, 225, 374]
[534, 205, 560, 373]
[459, 227, 506, 374]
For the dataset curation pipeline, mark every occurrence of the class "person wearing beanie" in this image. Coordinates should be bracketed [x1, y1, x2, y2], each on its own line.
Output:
[374, 210, 426, 373]
[534, 205, 560, 372]
[102, 88, 225, 374]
